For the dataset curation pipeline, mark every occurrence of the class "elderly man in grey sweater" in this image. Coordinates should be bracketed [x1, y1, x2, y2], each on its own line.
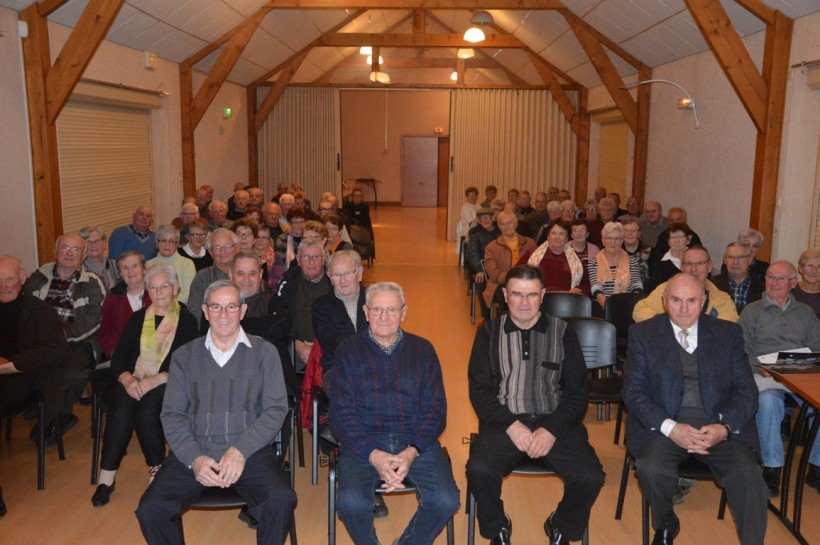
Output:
[136, 280, 295, 545]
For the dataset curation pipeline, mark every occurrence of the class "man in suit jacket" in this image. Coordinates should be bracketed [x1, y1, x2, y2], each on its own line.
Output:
[623, 273, 767, 545]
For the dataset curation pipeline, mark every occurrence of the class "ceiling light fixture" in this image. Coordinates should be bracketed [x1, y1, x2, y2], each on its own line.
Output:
[366, 55, 384, 65]
[621, 79, 700, 129]
[464, 11, 493, 43]
[359, 46, 372, 55]
[457, 48, 475, 59]
[370, 71, 391, 84]
[451, 70, 458, 81]
[369, 46, 390, 84]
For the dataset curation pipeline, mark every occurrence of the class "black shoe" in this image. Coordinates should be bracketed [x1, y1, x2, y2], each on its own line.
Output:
[374, 494, 389, 518]
[238, 507, 258, 529]
[543, 512, 568, 545]
[806, 464, 820, 493]
[489, 514, 512, 545]
[762, 466, 781, 498]
[0, 486, 7, 517]
[651, 515, 680, 545]
[91, 483, 115, 507]
[30, 414, 78, 446]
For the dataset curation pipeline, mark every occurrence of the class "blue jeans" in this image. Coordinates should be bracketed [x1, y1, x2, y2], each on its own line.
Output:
[757, 389, 820, 467]
[337, 435, 460, 545]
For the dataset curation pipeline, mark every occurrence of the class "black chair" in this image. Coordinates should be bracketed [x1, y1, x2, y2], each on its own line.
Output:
[602, 293, 646, 444]
[614, 450, 727, 545]
[465, 435, 589, 545]
[90, 361, 113, 484]
[2, 392, 65, 490]
[541, 291, 592, 318]
[311, 387, 330, 485]
[328, 447, 455, 545]
[186, 407, 298, 544]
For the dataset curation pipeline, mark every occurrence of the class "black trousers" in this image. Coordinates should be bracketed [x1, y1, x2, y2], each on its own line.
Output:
[466, 420, 604, 541]
[100, 382, 166, 470]
[61, 341, 95, 415]
[136, 448, 296, 545]
[635, 434, 768, 545]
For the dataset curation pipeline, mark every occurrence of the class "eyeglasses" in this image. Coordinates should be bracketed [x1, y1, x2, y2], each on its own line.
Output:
[326, 225, 340, 231]
[236, 232, 254, 239]
[181, 212, 199, 217]
[206, 303, 242, 313]
[86, 239, 104, 246]
[290, 219, 306, 225]
[157, 238, 178, 245]
[211, 243, 236, 252]
[765, 274, 796, 283]
[669, 234, 688, 240]
[58, 245, 83, 253]
[623, 228, 640, 234]
[300, 254, 323, 261]
[682, 260, 710, 269]
[603, 236, 623, 242]
[724, 255, 749, 261]
[366, 305, 404, 317]
[743, 243, 762, 250]
[188, 232, 206, 238]
[803, 264, 820, 271]
[147, 282, 174, 292]
[329, 268, 359, 281]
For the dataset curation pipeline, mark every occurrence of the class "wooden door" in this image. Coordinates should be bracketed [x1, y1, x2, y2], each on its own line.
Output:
[401, 136, 439, 207]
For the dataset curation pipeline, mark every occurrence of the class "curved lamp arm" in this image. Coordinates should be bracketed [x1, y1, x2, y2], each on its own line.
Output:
[621, 79, 700, 129]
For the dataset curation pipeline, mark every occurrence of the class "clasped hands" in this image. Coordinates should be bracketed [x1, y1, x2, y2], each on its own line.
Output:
[192, 447, 246, 488]
[506, 420, 556, 459]
[121, 372, 166, 401]
[669, 423, 728, 455]
[369, 448, 417, 493]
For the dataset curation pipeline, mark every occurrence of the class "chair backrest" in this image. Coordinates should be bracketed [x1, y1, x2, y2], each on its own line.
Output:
[564, 317, 617, 371]
[604, 292, 646, 342]
[540, 291, 592, 318]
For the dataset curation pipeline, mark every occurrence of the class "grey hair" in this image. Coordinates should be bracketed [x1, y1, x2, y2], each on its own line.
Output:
[298, 238, 324, 256]
[203, 279, 245, 306]
[799, 249, 820, 267]
[723, 241, 750, 258]
[231, 251, 261, 272]
[768, 260, 798, 279]
[208, 199, 227, 212]
[601, 221, 624, 238]
[144, 264, 178, 288]
[546, 200, 561, 214]
[327, 249, 361, 271]
[598, 197, 616, 209]
[365, 282, 405, 308]
[156, 224, 180, 241]
[78, 226, 106, 241]
[205, 228, 238, 250]
[737, 228, 764, 246]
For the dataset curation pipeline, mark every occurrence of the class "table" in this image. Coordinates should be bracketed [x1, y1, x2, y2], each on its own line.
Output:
[768, 371, 820, 545]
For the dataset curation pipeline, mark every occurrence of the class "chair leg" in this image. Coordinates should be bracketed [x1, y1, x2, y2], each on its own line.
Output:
[614, 451, 632, 520]
[582, 525, 589, 545]
[613, 402, 624, 445]
[328, 454, 337, 545]
[467, 492, 476, 545]
[470, 281, 476, 325]
[447, 514, 454, 545]
[717, 489, 727, 519]
[294, 403, 305, 468]
[642, 493, 650, 545]
[312, 396, 319, 486]
[91, 393, 102, 484]
[37, 401, 45, 491]
[288, 511, 298, 545]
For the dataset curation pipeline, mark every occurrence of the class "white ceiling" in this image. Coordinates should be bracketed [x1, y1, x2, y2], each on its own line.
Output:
[2, 0, 819, 88]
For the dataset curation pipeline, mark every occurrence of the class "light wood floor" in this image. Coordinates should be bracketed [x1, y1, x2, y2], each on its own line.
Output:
[1, 206, 816, 545]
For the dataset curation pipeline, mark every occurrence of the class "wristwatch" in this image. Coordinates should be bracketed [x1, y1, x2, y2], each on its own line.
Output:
[408, 444, 421, 457]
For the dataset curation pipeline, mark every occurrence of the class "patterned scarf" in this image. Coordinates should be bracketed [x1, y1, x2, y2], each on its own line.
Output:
[595, 250, 631, 294]
[133, 301, 180, 379]
[527, 242, 584, 289]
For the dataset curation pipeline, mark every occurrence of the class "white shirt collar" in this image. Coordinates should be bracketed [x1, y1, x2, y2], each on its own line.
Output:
[669, 319, 698, 353]
[204, 327, 252, 367]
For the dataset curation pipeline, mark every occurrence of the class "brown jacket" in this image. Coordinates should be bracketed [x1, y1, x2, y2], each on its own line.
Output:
[482, 234, 537, 307]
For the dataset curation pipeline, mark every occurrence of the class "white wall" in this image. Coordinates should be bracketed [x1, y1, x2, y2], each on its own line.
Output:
[587, 11, 820, 263]
[0, 7, 38, 269]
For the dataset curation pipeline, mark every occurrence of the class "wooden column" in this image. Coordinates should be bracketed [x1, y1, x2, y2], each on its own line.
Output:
[575, 88, 590, 205]
[247, 85, 259, 187]
[632, 65, 652, 206]
[179, 62, 196, 197]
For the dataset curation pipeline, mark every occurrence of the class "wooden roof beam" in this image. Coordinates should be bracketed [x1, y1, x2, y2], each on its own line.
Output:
[37, 0, 71, 17]
[250, 9, 365, 87]
[684, 0, 767, 132]
[735, 0, 775, 25]
[559, 8, 643, 70]
[45, 0, 125, 123]
[527, 50, 580, 136]
[254, 50, 309, 132]
[318, 32, 524, 48]
[261, 1, 565, 8]
[563, 10, 638, 134]
[336, 56, 502, 68]
[190, 10, 266, 128]
[186, 5, 273, 66]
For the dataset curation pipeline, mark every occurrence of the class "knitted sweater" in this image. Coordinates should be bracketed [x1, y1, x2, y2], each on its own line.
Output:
[161, 333, 289, 466]
[329, 330, 447, 462]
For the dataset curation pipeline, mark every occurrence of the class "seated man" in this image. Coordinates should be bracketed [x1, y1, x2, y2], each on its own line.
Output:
[467, 266, 604, 545]
[624, 273, 767, 545]
[188, 228, 239, 327]
[273, 240, 331, 371]
[634, 246, 738, 323]
[26, 233, 105, 433]
[0, 255, 67, 436]
[109, 205, 157, 260]
[330, 282, 460, 545]
[711, 242, 764, 313]
[136, 280, 296, 545]
[739, 260, 820, 496]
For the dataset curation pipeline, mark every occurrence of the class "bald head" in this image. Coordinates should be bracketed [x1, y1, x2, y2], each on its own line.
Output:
[663, 273, 706, 329]
[0, 255, 26, 303]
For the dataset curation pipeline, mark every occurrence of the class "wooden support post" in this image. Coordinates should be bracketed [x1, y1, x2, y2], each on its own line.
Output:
[575, 88, 590, 205]
[632, 65, 651, 206]
[750, 11, 792, 261]
[179, 62, 196, 196]
[247, 85, 259, 187]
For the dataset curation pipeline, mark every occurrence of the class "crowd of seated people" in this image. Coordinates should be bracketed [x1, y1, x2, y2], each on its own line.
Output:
[4, 177, 820, 545]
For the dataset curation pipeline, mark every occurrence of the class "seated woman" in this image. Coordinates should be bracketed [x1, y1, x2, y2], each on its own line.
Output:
[620, 215, 651, 285]
[589, 222, 643, 314]
[303, 220, 329, 256]
[146, 225, 196, 305]
[482, 211, 537, 310]
[275, 207, 308, 270]
[324, 214, 353, 255]
[177, 218, 212, 272]
[794, 249, 820, 318]
[456, 185, 479, 242]
[568, 219, 598, 269]
[518, 220, 591, 296]
[91, 265, 199, 507]
[646, 222, 692, 292]
[244, 206, 263, 227]
[582, 199, 603, 246]
[99, 251, 151, 360]
[231, 217, 258, 254]
[80, 226, 119, 290]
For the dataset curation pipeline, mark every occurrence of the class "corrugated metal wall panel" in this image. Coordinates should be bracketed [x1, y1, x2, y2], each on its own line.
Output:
[447, 89, 578, 241]
[257, 87, 341, 203]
